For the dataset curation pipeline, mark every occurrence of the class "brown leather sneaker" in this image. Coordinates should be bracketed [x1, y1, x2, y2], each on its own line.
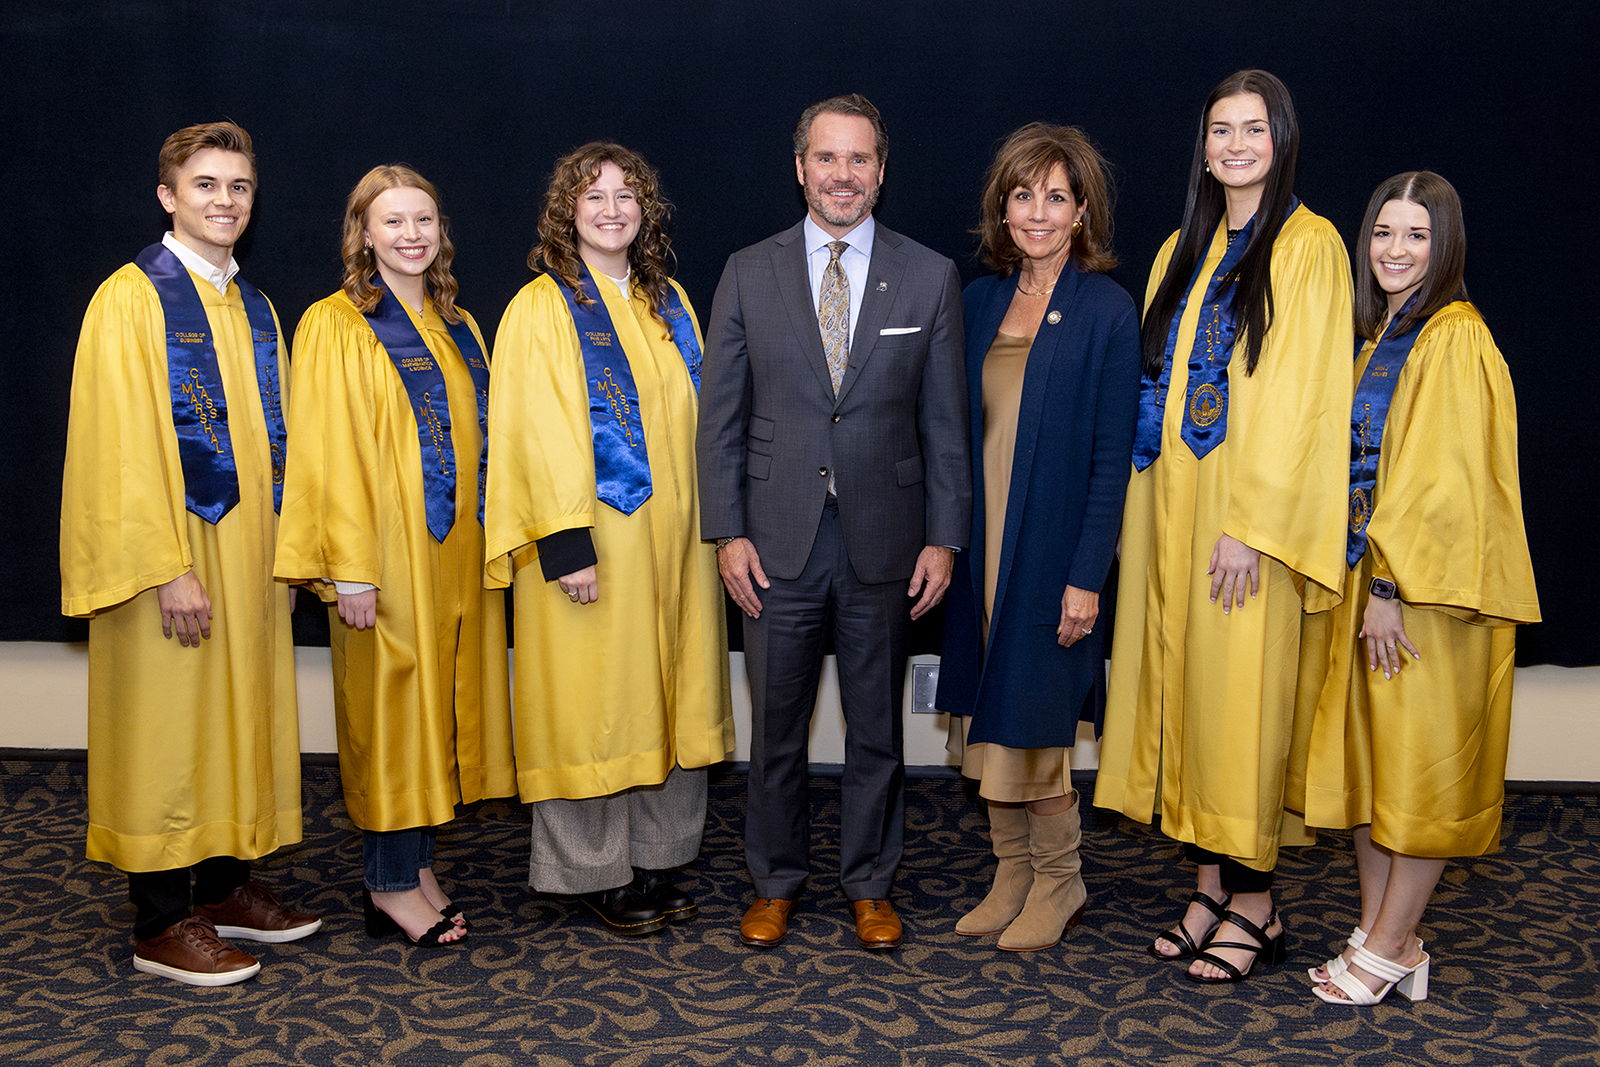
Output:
[851, 899, 903, 950]
[133, 916, 261, 986]
[194, 881, 322, 943]
[740, 897, 796, 947]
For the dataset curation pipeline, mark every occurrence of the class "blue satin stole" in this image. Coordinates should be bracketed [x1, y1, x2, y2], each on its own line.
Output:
[1346, 296, 1424, 567]
[135, 243, 286, 521]
[1131, 200, 1298, 471]
[362, 288, 490, 542]
[555, 264, 702, 515]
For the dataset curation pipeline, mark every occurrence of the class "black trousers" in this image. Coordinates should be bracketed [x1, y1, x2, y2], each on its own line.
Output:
[1182, 843, 1274, 894]
[742, 501, 908, 901]
[127, 856, 250, 940]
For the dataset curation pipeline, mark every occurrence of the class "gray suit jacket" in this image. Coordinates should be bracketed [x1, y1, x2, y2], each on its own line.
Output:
[697, 220, 971, 583]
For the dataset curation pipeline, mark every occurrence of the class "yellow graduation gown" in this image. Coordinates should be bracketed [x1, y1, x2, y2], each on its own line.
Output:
[275, 291, 515, 832]
[486, 273, 733, 802]
[61, 263, 301, 872]
[1289, 303, 1539, 857]
[1095, 206, 1354, 870]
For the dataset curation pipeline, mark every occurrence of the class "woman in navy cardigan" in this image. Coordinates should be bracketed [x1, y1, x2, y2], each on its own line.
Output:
[936, 123, 1141, 951]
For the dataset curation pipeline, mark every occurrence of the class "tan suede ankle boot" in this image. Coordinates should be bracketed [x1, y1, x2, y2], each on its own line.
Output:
[998, 793, 1087, 951]
[956, 802, 1033, 935]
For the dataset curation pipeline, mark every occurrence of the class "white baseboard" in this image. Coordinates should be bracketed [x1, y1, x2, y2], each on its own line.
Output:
[3, 642, 1593, 782]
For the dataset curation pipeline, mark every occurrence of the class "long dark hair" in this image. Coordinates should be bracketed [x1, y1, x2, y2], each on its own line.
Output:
[1354, 171, 1469, 341]
[1140, 69, 1301, 377]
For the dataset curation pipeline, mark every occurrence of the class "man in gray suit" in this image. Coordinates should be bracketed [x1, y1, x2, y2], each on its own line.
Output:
[697, 93, 970, 950]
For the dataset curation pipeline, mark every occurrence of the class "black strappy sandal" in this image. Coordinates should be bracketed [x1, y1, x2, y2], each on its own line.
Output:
[1187, 909, 1287, 983]
[1147, 890, 1231, 961]
[362, 889, 465, 947]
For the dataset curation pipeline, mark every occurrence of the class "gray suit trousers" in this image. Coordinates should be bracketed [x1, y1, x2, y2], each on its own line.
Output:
[743, 501, 908, 900]
[527, 766, 708, 894]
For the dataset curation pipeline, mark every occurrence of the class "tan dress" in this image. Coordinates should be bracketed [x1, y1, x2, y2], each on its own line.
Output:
[947, 332, 1071, 802]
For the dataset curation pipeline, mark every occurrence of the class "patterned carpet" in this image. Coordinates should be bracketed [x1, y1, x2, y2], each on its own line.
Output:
[1, 759, 1596, 1067]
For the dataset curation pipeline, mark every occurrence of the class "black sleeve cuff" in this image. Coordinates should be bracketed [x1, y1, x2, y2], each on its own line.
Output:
[536, 527, 597, 581]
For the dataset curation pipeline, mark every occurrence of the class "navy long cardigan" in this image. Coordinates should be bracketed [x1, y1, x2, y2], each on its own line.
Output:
[935, 261, 1142, 748]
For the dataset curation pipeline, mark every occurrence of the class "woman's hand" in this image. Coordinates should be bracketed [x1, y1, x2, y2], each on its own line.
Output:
[1207, 533, 1260, 614]
[558, 565, 598, 605]
[337, 588, 378, 630]
[1057, 586, 1099, 647]
[1359, 594, 1419, 679]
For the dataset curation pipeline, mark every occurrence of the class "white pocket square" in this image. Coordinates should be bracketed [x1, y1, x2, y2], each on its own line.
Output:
[879, 326, 922, 336]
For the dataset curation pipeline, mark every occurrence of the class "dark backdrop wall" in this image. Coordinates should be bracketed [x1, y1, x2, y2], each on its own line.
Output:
[5, 0, 1594, 665]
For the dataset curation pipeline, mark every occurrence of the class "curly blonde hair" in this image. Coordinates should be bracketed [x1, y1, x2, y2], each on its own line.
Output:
[529, 142, 677, 335]
[340, 164, 463, 324]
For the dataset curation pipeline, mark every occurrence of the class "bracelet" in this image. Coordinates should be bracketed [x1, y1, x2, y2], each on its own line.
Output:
[715, 537, 737, 552]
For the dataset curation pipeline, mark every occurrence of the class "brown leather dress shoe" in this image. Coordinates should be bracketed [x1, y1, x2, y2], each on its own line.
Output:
[852, 899, 903, 950]
[194, 881, 323, 943]
[740, 897, 796, 947]
[133, 916, 261, 986]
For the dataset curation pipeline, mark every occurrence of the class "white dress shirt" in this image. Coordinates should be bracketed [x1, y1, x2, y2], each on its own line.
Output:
[803, 214, 875, 347]
[162, 231, 239, 295]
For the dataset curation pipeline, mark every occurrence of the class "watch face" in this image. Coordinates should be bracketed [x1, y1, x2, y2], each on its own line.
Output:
[1370, 577, 1397, 600]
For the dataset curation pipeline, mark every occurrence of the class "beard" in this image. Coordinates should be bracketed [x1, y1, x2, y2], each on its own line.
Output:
[805, 179, 879, 231]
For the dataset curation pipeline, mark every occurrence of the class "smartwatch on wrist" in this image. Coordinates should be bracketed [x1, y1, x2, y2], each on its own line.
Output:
[1369, 576, 1398, 601]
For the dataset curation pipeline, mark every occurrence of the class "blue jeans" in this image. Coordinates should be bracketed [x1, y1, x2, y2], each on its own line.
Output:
[363, 828, 436, 892]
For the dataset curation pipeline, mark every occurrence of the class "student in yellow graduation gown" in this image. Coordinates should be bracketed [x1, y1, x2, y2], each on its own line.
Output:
[1093, 70, 1353, 982]
[487, 143, 733, 936]
[1291, 172, 1540, 1005]
[61, 122, 319, 987]
[276, 165, 515, 946]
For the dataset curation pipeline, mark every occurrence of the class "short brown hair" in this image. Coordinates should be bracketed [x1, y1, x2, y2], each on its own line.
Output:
[339, 164, 463, 324]
[793, 93, 888, 163]
[157, 121, 256, 190]
[1354, 171, 1470, 341]
[974, 122, 1118, 276]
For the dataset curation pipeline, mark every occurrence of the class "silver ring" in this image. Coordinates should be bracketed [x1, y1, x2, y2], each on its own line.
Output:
[569, 594, 579, 602]
[1082, 628, 1093, 635]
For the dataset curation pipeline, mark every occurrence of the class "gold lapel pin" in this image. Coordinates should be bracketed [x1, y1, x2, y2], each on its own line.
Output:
[876, 281, 888, 291]
[1046, 310, 1062, 325]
